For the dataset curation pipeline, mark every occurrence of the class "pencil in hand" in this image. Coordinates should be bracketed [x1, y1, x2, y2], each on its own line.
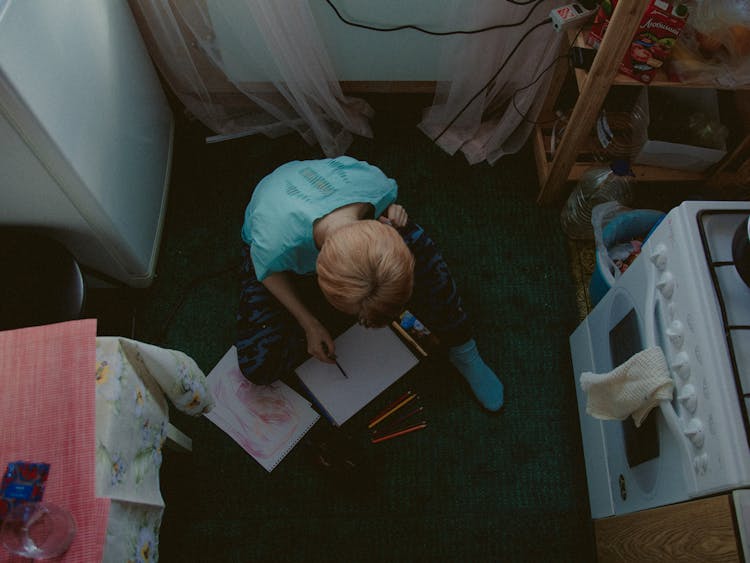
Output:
[322, 342, 348, 378]
[333, 358, 348, 379]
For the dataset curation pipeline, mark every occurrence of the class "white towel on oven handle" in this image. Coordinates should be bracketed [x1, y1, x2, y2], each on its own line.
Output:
[580, 346, 674, 427]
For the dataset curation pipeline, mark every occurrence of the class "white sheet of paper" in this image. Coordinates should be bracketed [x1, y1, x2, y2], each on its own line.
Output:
[295, 324, 419, 426]
[204, 346, 319, 472]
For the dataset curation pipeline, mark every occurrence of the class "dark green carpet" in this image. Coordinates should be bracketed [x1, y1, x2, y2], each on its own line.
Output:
[120, 94, 594, 562]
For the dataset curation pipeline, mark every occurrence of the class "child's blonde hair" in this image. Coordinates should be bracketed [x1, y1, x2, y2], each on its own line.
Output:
[317, 220, 414, 327]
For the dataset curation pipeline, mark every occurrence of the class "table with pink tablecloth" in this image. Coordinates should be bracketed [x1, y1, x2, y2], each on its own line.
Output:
[0, 320, 213, 562]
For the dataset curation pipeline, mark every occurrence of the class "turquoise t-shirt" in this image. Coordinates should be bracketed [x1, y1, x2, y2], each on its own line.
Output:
[241, 157, 398, 281]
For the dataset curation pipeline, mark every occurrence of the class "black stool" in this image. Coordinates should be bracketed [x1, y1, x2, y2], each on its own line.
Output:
[0, 230, 86, 331]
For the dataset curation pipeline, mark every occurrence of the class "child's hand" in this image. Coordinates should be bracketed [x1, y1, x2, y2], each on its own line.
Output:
[380, 204, 408, 228]
[305, 320, 335, 363]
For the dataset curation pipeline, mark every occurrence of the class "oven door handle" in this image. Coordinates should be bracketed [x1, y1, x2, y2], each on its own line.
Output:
[644, 280, 699, 492]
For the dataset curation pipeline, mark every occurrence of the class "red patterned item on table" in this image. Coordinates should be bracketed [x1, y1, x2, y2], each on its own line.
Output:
[0, 461, 50, 520]
[587, 0, 689, 84]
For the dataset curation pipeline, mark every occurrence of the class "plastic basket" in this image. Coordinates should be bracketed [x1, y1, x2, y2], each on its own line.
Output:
[589, 209, 666, 306]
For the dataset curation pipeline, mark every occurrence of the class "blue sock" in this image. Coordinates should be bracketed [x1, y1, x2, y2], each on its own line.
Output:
[449, 339, 504, 412]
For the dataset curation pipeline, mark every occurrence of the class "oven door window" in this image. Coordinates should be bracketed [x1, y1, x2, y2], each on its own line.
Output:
[609, 306, 660, 468]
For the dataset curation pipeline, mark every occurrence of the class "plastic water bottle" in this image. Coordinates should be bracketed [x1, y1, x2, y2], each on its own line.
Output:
[560, 159, 635, 240]
[593, 89, 649, 163]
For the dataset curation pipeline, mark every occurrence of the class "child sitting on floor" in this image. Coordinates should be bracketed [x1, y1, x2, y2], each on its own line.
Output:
[236, 156, 504, 412]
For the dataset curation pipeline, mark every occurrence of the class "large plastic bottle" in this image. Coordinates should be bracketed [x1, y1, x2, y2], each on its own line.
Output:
[560, 159, 636, 240]
[589, 83, 650, 163]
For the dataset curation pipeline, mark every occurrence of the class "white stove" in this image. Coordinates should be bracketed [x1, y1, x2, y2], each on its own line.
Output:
[570, 200, 750, 518]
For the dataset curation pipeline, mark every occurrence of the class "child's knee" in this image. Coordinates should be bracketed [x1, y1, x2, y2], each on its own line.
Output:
[236, 327, 305, 385]
[238, 362, 277, 386]
[236, 339, 277, 384]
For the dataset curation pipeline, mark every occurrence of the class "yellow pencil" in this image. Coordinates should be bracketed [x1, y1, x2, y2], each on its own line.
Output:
[368, 391, 412, 427]
[391, 321, 427, 357]
[367, 393, 417, 429]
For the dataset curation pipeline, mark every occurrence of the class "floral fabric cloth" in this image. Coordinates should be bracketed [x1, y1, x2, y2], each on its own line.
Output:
[94, 337, 213, 562]
[102, 501, 163, 563]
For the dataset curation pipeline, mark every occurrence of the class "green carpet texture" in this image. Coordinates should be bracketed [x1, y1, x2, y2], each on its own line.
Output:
[133, 94, 595, 562]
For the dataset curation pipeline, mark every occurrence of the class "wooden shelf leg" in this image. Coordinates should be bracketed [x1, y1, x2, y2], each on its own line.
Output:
[536, 0, 651, 206]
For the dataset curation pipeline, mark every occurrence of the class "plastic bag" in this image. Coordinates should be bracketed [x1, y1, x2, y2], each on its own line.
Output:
[592, 202, 632, 287]
[668, 0, 750, 86]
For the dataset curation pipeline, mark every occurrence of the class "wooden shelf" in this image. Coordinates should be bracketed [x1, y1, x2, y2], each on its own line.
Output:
[570, 30, 750, 91]
[532, 117, 706, 186]
[534, 0, 750, 205]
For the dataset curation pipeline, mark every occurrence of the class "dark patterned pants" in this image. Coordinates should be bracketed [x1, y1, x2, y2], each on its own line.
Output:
[236, 221, 472, 384]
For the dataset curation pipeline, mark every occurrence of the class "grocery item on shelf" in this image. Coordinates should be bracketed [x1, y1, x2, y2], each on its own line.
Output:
[667, 0, 750, 87]
[588, 0, 690, 84]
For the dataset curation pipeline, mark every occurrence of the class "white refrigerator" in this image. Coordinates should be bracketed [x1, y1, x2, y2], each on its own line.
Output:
[0, 0, 174, 287]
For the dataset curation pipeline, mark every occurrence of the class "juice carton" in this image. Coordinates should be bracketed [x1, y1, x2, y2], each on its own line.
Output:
[587, 0, 689, 84]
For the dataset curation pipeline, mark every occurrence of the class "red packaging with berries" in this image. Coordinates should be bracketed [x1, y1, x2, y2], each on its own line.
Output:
[587, 0, 689, 84]
[0, 461, 50, 520]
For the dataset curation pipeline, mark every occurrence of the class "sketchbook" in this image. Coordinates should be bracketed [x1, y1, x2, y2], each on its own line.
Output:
[295, 324, 419, 426]
[204, 346, 319, 472]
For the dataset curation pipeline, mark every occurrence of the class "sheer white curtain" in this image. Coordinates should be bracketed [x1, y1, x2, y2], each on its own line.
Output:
[131, 0, 563, 164]
[129, 0, 373, 156]
[419, 1, 564, 165]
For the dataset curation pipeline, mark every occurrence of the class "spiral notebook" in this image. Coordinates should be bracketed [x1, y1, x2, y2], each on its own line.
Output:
[204, 346, 319, 472]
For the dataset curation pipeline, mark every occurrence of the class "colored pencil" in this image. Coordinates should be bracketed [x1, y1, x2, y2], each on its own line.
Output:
[322, 342, 348, 378]
[371, 421, 428, 444]
[371, 406, 424, 435]
[333, 358, 348, 379]
[367, 390, 413, 427]
[391, 321, 427, 357]
[367, 393, 417, 429]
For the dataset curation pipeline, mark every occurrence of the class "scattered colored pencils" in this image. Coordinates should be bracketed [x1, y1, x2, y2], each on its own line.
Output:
[371, 405, 424, 435]
[371, 421, 428, 444]
[367, 392, 417, 429]
[367, 391, 412, 426]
